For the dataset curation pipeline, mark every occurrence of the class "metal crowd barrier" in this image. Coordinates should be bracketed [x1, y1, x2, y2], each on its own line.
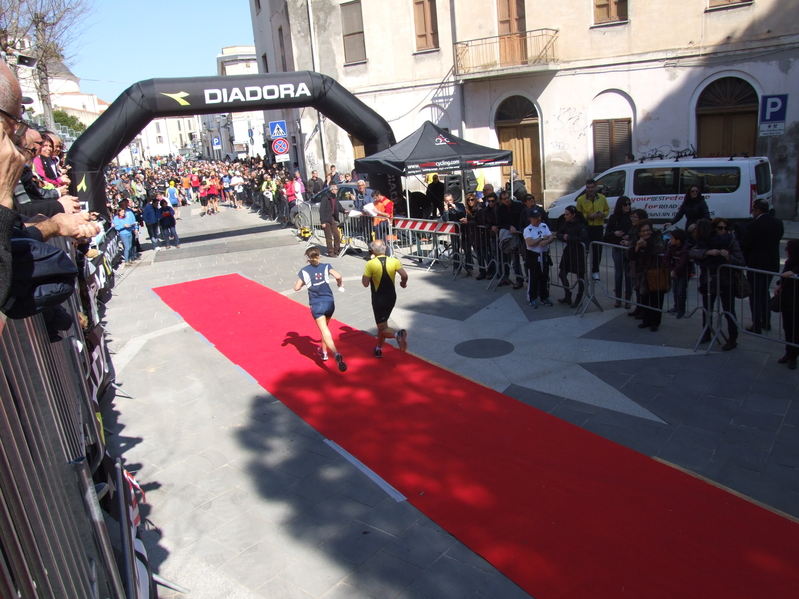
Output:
[392, 217, 459, 271]
[0, 233, 128, 599]
[585, 240, 714, 349]
[713, 263, 799, 356]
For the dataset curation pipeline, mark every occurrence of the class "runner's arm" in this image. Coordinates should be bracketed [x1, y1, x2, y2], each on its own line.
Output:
[293, 277, 305, 292]
[330, 268, 344, 288]
[398, 268, 408, 288]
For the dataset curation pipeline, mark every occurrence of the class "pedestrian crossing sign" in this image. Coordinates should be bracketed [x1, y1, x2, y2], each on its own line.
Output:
[269, 120, 288, 139]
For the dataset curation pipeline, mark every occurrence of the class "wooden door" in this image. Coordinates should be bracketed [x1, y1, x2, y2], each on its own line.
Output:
[698, 112, 757, 157]
[498, 124, 542, 197]
[497, 0, 527, 67]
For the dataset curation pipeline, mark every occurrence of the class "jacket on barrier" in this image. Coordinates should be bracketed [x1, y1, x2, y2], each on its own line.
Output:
[556, 217, 588, 275]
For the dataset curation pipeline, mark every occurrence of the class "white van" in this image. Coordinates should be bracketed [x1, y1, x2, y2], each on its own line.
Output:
[546, 157, 773, 228]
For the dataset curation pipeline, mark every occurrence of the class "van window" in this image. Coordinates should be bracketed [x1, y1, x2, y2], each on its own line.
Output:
[755, 162, 771, 194]
[633, 168, 678, 196]
[680, 167, 740, 194]
[595, 170, 626, 198]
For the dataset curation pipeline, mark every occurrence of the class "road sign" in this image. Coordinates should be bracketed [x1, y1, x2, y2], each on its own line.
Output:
[131, 147, 138, 154]
[759, 94, 788, 137]
[272, 137, 289, 155]
[212, 136, 221, 148]
[269, 120, 287, 138]
[276, 153, 291, 163]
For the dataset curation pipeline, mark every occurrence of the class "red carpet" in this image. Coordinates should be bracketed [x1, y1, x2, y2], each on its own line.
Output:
[154, 274, 799, 598]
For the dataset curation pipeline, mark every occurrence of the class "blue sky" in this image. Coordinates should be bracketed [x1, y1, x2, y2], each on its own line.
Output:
[70, 0, 255, 103]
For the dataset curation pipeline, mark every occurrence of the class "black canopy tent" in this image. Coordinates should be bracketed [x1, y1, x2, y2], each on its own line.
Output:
[354, 121, 512, 214]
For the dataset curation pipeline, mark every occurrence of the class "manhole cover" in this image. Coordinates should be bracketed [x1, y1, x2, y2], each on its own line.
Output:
[454, 338, 514, 359]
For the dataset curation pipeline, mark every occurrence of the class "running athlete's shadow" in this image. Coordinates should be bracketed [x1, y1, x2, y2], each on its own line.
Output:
[282, 331, 327, 368]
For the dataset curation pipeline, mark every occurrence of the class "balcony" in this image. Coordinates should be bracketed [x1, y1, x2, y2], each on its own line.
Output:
[454, 28, 559, 80]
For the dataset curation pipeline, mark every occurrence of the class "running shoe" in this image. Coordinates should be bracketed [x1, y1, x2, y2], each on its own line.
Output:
[541, 298, 553, 306]
[529, 300, 538, 309]
[396, 329, 408, 352]
[317, 348, 328, 361]
[335, 353, 347, 372]
[374, 346, 382, 358]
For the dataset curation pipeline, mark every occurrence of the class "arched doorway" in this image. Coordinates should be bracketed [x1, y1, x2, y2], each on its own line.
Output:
[696, 77, 758, 157]
[495, 95, 542, 197]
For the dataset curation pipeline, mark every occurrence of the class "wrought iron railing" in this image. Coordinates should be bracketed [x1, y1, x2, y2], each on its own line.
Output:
[454, 28, 558, 77]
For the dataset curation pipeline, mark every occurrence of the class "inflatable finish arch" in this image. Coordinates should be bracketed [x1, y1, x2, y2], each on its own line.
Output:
[66, 71, 396, 215]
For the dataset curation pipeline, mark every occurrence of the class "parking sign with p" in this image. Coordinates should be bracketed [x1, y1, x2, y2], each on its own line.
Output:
[759, 94, 788, 137]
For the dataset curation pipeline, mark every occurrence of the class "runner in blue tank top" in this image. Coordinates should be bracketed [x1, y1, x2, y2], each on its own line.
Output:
[294, 247, 348, 372]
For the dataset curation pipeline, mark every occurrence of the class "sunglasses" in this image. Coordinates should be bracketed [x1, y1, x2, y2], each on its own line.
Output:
[0, 107, 30, 146]
[716, 225, 728, 231]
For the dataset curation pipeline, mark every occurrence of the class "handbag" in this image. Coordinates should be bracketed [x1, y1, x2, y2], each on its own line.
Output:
[646, 266, 671, 292]
[733, 270, 751, 299]
[769, 291, 782, 313]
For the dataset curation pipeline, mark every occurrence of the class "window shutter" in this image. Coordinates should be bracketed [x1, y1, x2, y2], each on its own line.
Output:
[594, 0, 611, 23]
[612, 119, 631, 167]
[428, 0, 439, 49]
[593, 120, 612, 173]
[341, 1, 366, 63]
[616, 0, 628, 20]
[414, 0, 429, 50]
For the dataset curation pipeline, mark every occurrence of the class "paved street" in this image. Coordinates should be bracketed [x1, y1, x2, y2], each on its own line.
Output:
[102, 204, 799, 599]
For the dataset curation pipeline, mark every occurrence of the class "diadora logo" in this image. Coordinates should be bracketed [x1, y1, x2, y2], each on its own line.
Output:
[204, 83, 312, 104]
[434, 134, 455, 145]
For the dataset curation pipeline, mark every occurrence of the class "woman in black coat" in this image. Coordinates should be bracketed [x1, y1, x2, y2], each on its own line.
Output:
[665, 184, 710, 233]
[775, 239, 799, 369]
[689, 217, 745, 351]
[604, 195, 633, 307]
[627, 219, 666, 331]
[556, 205, 589, 308]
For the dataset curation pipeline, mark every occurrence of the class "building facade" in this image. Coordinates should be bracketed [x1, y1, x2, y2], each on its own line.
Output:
[201, 46, 268, 161]
[251, 0, 799, 218]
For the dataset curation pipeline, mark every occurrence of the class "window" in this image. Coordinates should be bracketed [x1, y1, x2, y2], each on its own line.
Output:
[156, 136, 163, 144]
[341, 1, 366, 63]
[594, 0, 628, 24]
[595, 170, 626, 199]
[633, 168, 679, 196]
[278, 26, 288, 71]
[709, 0, 749, 6]
[755, 162, 771, 195]
[413, 0, 439, 51]
[593, 119, 631, 173]
[179, 134, 184, 147]
[177, 121, 182, 131]
[261, 53, 269, 73]
[155, 122, 161, 134]
[254, 0, 261, 12]
[680, 167, 741, 194]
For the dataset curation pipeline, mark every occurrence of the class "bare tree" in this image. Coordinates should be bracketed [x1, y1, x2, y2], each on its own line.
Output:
[30, 0, 90, 129]
[0, 0, 90, 129]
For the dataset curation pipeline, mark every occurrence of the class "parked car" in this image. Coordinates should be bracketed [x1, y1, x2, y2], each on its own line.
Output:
[547, 156, 773, 228]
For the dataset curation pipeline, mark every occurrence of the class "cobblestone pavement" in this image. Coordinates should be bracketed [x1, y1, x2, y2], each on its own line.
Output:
[102, 203, 799, 599]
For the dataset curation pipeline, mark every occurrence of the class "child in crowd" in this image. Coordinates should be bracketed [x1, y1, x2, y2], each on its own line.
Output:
[665, 228, 691, 319]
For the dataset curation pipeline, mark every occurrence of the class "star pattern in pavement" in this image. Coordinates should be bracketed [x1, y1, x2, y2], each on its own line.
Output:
[394, 293, 698, 423]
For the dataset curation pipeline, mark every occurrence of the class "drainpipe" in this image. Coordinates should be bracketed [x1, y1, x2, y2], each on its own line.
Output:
[306, 0, 328, 175]
[450, 0, 466, 137]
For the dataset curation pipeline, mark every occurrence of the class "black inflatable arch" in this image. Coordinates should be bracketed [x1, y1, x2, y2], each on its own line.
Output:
[66, 71, 396, 215]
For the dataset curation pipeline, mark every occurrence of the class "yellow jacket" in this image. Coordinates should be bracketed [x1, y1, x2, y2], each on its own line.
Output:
[576, 193, 609, 227]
